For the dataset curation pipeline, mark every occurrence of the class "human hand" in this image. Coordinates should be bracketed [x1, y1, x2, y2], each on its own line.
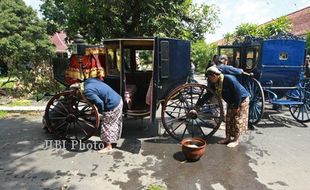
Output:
[243, 72, 254, 77]
[70, 83, 80, 89]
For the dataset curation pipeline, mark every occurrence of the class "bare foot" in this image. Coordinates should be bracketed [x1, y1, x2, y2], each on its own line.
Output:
[98, 147, 113, 154]
[98, 143, 113, 154]
[227, 140, 239, 148]
[217, 138, 231, 144]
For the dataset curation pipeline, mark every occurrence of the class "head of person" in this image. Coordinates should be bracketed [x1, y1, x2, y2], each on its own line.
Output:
[69, 82, 83, 96]
[206, 66, 221, 83]
[219, 55, 228, 65]
[307, 55, 310, 61]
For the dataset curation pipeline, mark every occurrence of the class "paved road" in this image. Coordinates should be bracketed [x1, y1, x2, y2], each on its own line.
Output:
[0, 75, 310, 189]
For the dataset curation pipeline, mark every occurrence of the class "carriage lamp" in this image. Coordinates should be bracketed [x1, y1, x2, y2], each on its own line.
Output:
[70, 32, 87, 81]
[71, 32, 86, 56]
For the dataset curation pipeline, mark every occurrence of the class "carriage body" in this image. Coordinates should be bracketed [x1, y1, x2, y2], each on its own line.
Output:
[218, 35, 309, 124]
[48, 36, 226, 142]
[46, 37, 203, 141]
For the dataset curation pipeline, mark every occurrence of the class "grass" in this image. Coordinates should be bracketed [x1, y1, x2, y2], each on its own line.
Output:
[0, 76, 16, 88]
[147, 184, 166, 190]
[0, 111, 8, 119]
[6, 99, 32, 106]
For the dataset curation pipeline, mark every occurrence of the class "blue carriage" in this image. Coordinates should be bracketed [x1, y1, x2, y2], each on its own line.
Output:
[218, 34, 309, 124]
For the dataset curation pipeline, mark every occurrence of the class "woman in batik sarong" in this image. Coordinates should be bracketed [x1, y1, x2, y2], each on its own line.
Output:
[71, 78, 122, 153]
[200, 66, 250, 147]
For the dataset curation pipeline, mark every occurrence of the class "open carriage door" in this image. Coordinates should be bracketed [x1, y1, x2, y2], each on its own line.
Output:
[151, 37, 190, 123]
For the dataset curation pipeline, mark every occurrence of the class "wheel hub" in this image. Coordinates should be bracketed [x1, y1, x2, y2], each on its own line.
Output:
[187, 109, 198, 119]
[66, 114, 77, 122]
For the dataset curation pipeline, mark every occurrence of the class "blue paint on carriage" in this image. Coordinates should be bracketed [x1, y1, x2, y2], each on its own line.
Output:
[257, 39, 306, 88]
[168, 39, 191, 80]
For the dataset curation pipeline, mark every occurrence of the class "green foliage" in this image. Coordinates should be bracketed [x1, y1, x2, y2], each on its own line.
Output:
[6, 99, 32, 106]
[147, 184, 166, 190]
[235, 23, 259, 37]
[40, 0, 219, 43]
[225, 16, 292, 44]
[0, 0, 55, 97]
[0, 111, 8, 119]
[259, 16, 292, 37]
[191, 40, 217, 73]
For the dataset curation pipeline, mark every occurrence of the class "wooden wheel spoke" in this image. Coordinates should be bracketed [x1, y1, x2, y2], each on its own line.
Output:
[78, 118, 96, 129]
[76, 121, 90, 136]
[195, 119, 206, 138]
[166, 115, 187, 125]
[54, 121, 68, 131]
[57, 101, 70, 114]
[49, 116, 67, 120]
[171, 119, 187, 133]
[49, 106, 67, 116]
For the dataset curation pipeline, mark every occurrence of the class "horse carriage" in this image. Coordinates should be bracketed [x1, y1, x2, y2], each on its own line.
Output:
[218, 34, 310, 125]
[45, 35, 225, 142]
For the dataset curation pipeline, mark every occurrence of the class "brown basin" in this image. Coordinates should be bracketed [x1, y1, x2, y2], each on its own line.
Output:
[181, 137, 206, 161]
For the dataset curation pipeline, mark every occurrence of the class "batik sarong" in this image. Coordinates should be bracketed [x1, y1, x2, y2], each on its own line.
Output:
[226, 97, 249, 138]
[101, 100, 123, 143]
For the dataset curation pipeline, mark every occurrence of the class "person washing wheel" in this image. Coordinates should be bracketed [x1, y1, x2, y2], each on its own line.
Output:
[198, 66, 250, 147]
[70, 78, 123, 153]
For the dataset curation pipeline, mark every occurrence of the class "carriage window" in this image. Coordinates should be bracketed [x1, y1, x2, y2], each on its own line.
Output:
[219, 48, 234, 66]
[245, 47, 259, 70]
[279, 52, 288, 60]
[136, 50, 153, 71]
[107, 49, 121, 76]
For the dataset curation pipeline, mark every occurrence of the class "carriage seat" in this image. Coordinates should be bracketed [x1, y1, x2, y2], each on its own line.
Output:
[124, 84, 137, 110]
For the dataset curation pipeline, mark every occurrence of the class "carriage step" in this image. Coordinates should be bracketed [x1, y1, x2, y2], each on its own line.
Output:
[270, 100, 303, 105]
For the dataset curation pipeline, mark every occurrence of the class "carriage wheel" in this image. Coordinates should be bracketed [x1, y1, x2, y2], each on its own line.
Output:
[161, 83, 223, 141]
[45, 90, 99, 141]
[243, 77, 265, 125]
[288, 79, 310, 123]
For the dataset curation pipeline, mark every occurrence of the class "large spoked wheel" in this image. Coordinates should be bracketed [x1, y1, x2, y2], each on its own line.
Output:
[161, 83, 224, 141]
[45, 90, 100, 141]
[242, 77, 265, 125]
[288, 79, 310, 123]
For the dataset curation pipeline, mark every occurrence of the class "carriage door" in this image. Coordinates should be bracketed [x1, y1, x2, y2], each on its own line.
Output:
[151, 37, 190, 122]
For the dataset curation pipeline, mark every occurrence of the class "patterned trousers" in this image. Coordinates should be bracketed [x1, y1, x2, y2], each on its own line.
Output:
[226, 97, 249, 138]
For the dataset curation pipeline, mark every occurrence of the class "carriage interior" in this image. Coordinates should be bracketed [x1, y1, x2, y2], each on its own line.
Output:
[102, 39, 154, 116]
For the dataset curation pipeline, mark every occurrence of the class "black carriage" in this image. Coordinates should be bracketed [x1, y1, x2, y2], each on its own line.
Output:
[45, 36, 225, 142]
[218, 34, 309, 124]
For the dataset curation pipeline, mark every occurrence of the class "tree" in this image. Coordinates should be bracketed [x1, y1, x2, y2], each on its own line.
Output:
[40, 0, 219, 43]
[0, 0, 55, 96]
[259, 16, 292, 37]
[191, 40, 217, 73]
[223, 16, 292, 45]
[234, 23, 259, 39]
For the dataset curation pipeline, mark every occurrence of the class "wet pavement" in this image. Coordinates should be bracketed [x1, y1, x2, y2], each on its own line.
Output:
[0, 108, 310, 190]
[1, 75, 310, 190]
